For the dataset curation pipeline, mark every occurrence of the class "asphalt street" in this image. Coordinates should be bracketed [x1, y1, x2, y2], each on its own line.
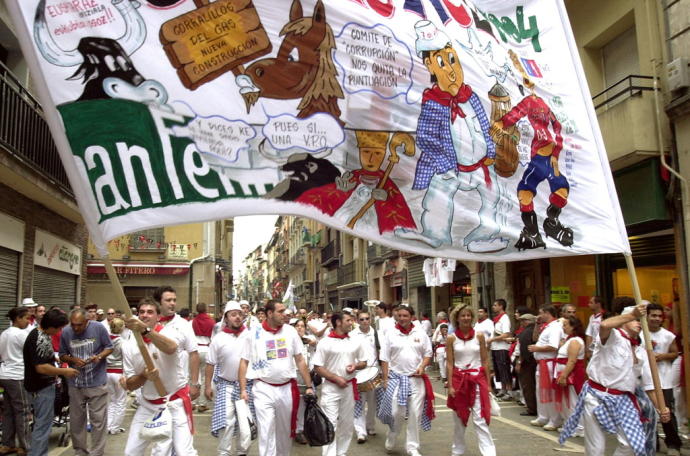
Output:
[44, 375, 685, 455]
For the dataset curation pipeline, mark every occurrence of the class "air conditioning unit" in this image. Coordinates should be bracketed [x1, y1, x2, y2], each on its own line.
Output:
[667, 58, 690, 91]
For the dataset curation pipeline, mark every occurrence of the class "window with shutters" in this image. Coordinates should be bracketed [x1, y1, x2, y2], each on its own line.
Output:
[0, 247, 20, 330]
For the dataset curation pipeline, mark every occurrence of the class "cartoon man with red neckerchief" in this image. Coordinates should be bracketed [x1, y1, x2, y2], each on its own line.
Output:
[296, 130, 417, 234]
[491, 51, 573, 250]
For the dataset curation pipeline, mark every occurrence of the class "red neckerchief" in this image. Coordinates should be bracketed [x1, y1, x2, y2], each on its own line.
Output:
[109, 334, 120, 340]
[539, 318, 556, 332]
[438, 319, 449, 324]
[328, 330, 348, 339]
[514, 326, 525, 336]
[593, 311, 604, 319]
[396, 323, 413, 335]
[262, 320, 282, 334]
[422, 83, 474, 122]
[158, 314, 175, 323]
[29, 315, 36, 324]
[223, 325, 246, 336]
[617, 328, 640, 347]
[454, 328, 475, 341]
[492, 312, 505, 324]
[143, 324, 163, 344]
[477, 317, 487, 323]
[422, 317, 430, 321]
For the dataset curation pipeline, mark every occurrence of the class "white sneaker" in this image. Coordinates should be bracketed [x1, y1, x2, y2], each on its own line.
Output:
[530, 419, 546, 427]
[543, 425, 558, 431]
[385, 432, 396, 452]
[408, 450, 422, 456]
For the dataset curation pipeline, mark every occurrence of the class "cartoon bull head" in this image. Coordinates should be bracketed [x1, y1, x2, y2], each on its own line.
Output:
[33, 0, 167, 105]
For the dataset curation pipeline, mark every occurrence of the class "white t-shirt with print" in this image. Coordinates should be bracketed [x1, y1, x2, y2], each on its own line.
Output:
[242, 324, 303, 384]
[380, 325, 432, 376]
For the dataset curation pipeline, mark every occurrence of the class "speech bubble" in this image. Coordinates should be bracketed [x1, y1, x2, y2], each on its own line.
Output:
[334, 23, 414, 100]
[261, 113, 345, 152]
[172, 114, 256, 164]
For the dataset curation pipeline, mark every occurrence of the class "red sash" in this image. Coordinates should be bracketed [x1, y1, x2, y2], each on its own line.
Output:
[325, 377, 360, 401]
[588, 380, 647, 422]
[538, 359, 557, 404]
[147, 385, 194, 434]
[107, 368, 123, 374]
[447, 366, 490, 426]
[260, 378, 300, 437]
[554, 358, 585, 411]
[421, 374, 436, 422]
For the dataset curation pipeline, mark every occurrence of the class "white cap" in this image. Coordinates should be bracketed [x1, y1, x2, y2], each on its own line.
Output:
[22, 298, 37, 307]
[342, 307, 353, 315]
[414, 20, 450, 57]
[224, 300, 242, 315]
[239, 300, 250, 307]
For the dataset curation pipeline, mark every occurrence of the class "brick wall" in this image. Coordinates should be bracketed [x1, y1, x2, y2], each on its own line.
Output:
[0, 182, 88, 302]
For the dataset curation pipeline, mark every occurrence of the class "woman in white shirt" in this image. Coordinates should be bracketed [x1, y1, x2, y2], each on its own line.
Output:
[555, 316, 585, 435]
[446, 305, 496, 456]
[0, 307, 31, 454]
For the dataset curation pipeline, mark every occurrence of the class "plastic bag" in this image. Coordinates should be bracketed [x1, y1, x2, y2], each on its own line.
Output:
[235, 399, 257, 449]
[139, 405, 172, 442]
[489, 393, 501, 417]
[302, 394, 334, 447]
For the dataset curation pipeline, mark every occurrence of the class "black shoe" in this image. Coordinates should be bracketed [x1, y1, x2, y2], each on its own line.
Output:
[357, 437, 367, 444]
[543, 218, 573, 247]
[520, 411, 537, 416]
[515, 228, 546, 251]
[295, 433, 307, 445]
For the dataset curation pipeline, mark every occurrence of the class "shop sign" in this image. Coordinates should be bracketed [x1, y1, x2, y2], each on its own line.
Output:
[551, 286, 571, 303]
[390, 272, 404, 287]
[168, 244, 189, 259]
[87, 263, 189, 276]
[34, 230, 81, 275]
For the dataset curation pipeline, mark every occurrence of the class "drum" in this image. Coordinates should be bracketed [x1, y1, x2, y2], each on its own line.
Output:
[355, 366, 382, 392]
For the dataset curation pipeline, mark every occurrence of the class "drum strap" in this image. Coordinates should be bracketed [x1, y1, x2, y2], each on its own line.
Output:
[374, 329, 380, 356]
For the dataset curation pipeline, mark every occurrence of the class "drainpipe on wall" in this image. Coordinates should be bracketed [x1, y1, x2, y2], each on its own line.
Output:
[646, 0, 690, 420]
[188, 222, 213, 309]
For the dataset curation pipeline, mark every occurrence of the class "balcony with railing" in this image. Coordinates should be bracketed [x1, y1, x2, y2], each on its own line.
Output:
[591, 75, 663, 167]
[0, 61, 72, 195]
[321, 240, 339, 266]
[289, 250, 305, 267]
[367, 244, 397, 265]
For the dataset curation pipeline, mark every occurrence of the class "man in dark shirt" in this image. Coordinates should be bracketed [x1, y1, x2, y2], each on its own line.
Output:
[23, 309, 78, 456]
[516, 313, 538, 416]
[59, 309, 112, 456]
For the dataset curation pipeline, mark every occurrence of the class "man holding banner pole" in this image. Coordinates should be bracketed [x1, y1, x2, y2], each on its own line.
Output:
[123, 298, 198, 455]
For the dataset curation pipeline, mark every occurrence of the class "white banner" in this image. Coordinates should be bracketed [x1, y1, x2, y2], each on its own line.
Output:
[6, 0, 630, 261]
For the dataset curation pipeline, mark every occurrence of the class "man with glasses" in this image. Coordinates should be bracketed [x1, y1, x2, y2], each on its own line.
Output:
[101, 308, 116, 334]
[350, 311, 380, 443]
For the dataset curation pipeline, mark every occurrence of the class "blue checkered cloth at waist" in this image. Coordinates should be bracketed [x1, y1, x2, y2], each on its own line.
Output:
[210, 376, 255, 438]
[559, 382, 656, 456]
[377, 371, 432, 432]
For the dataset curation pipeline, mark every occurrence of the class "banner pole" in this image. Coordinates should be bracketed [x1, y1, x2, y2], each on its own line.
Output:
[103, 256, 167, 397]
[624, 253, 666, 411]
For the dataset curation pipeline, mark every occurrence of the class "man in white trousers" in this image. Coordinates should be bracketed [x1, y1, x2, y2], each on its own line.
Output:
[312, 312, 367, 456]
[560, 302, 671, 455]
[239, 300, 313, 456]
[379, 305, 434, 456]
[205, 301, 254, 456]
[350, 310, 380, 443]
[528, 305, 563, 431]
[123, 298, 198, 456]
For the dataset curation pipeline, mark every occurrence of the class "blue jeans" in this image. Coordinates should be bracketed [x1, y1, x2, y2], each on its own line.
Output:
[28, 384, 55, 456]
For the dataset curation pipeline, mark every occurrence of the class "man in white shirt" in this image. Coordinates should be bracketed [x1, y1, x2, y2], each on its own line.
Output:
[154, 286, 201, 401]
[528, 305, 563, 430]
[240, 300, 260, 329]
[123, 298, 198, 455]
[379, 306, 433, 456]
[419, 313, 433, 337]
[376, 302, 395, 337]
[560, 302, 671, 455]
[313, 312, 367, 456]
[239, 300, 313, 456]
[100, 308, 115, 334]
[585, 296, 604, 358]
[308, 314, 329, 341]
[205, 301, 254, 456]
[473, 307, 494, 340]
[648, 302, 685, 455]
[21, 298, 38, 333]
[349, 310, 380, 443]
[488, 299, 513, 400]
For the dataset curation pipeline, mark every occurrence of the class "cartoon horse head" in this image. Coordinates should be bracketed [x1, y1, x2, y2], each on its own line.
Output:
[240, 0, 344, 125]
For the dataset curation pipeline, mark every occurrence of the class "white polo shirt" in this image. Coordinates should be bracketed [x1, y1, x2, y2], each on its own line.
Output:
[649, 327, 677, 390]
[161, 314, 198, 381]
[380, 325, 432, 376]
[312, 334, 367, 381]
[534, 319, 563, 361]
[207, 329, 251, 381]
[587, 328, 653, 393]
